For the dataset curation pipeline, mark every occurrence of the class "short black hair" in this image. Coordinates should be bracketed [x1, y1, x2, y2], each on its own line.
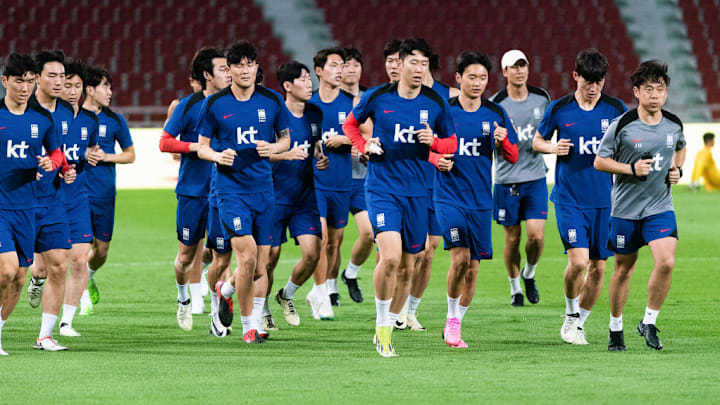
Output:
[399, 38, 432, 60]
[2, 52, 36, 78]
[574, 49, 608, 83]
[256, 66, 264, 85]
[703, 132, 715, 144]
[344, 47, 363, 65]
[190, 47, 225, 90]
[84, 65, 112, 88]
[34, 49, 65, 74]
[313, 47, 346, 70]
[226, 40, 258, 65]
[429, 53, 440, 71]
[277, 61, 310, 92]
[65, 59, 87, 82]
[383, 40, 402, 59]
[631, 60, 671, 88]
[456, 51, 492, 75]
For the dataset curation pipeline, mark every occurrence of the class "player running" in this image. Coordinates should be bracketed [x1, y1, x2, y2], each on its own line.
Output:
[80, 65, 136, 315]
[343, 38, 456, 357]
[197, 40, 291, 344]
[440, 51, 518, 348]
[159, 47, 230, 331]
[533, 49, 626, 345]
[491, 50, 551, 306]
[594, 60, 685, 351]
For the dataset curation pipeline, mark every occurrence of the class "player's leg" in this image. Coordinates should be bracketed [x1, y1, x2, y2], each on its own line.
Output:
[445, 246, 470, 346]
[503, 224, 523, 305]
[60, 242, 90, 336]
[277, 234, 321, 327]
[325, 225, 344, 305]
[343, 210, 372, 303]
[84, 197, 115, 309]
[252, 244, 270, 338]
[373, 230, 403, 357]
[174, 241, 198, 331]
[522, 219, 545, 304]
[405, 233, 440, 331]
[37, 248, 69, 345]
[0, 252, 20, 356]
[230, 234, 259, 340]
[608, 252, 637, 351]
[27, 255, 48, 308]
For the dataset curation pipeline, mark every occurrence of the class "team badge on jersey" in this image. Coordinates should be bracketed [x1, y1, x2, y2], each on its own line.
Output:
[233, 217, 242, 231]
[482, 121, 490, 136]
[61, 121, 68, 135]
[31, 124, 39, 138]
[533, 107, 542, 119]
[601, 119, 609, 133]
[666, 133, 674, 149]
[420, 110, 428, 124]
[258, 109, 266, 123]
[450, 227, 460, 243]
[338, 111, 346, 124]
[568, 228, 577, 243]
[311, 123, 318, 137]
[99, 125, 107, 138]
[81, 127, 88, 140]
[617, 234, 625, 249]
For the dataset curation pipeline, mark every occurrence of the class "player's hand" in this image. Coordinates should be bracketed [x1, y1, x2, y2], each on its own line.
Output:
[437, 154, 454, 172]
[37, 155, 52, 172]
[86, 146, 104, 166]
[351, 146, 360, 159]
[286, 146, 308, 161]
[365, 138, 383, 155]
[63, 164, 77, 184]
[554, 139, 574, 156]
[634, 158, 653, 176]
[255, 140, 274, 157]
[315, 152, 329, 170]
[667, 166, 681, 184]
[493, 121, 508, 143]
[415, 123, 434, 146]
[216, 148, 236, 166]
[358, 153, 368, 165]
[324, 135, 347, 148]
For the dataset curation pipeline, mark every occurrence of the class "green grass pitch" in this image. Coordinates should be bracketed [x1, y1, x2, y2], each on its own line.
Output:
[1, 187, 719, 403]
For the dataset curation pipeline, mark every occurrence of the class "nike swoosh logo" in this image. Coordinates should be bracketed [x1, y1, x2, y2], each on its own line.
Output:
[383, 110, 395, 114]
[411, 244, 421, 248]
[633, 139, 642, 143]
[541, 211, 547, 215]
[660, 228, 671, 233]
[565, 122, 576, 127]
[480, 251, 490, 255]
[0, 127, 6, 130]
[223, 114, 234, 119]
[309, 227, 317, 230]
[83, 234, 92, 238]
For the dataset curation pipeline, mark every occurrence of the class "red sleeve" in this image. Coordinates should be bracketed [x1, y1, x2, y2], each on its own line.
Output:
[431, 134, 457, 154]
[428, 151, 442, 169]
[499, 137, 519, 164]
[342, 112, 366, 154]
[159, 131, 191, 154]
[48, 148, 70, 173]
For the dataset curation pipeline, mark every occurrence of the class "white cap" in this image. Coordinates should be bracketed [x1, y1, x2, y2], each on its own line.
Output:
[501, 50, 528, 69]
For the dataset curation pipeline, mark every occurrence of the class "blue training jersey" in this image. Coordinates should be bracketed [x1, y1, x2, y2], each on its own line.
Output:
[309, 89, 354, 192]
[61, 107, 99, 202]
[350, 82, 455, 197]
[423, 81, 453, 189]
[31, 96, 74, 206]
[164, 91, 213, 198]
[435, 97, 518, 210]
[85, 106, 134, 199]
[431, 81, 452, 100]
[196, 85, 291, 196]
[0, 98, 59, 209]
[272, 102, 323, 205]
[537, 93, 626, 208]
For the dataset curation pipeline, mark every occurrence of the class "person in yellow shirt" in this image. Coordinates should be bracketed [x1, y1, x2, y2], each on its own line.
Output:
[691, 132, 720, 191]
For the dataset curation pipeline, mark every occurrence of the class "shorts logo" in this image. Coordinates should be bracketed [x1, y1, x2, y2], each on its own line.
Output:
[450, 227, 460, 243]
[338, 112, 346, 124]
[498, 209, 506, 222]
[482, 121, 490, 136]
[666, 133, 673, 149]
[233, 217, 242, 231]
[61, 121, 68, 135]
[182, 227, 190, 241]
[257, 109, 266, 123]
[99, 125, 107, 138]
[419, 110, 428, 124]
[533, 107, 542, 119]
[217, 237, 225, 250]
[376, 213, 385, 227]
[568, 228, 577, 243]
[31, 124, 39, 138]
[601, 119, 609, 133]
[81, 127, 88, 140]
[617, 235, 625, 249]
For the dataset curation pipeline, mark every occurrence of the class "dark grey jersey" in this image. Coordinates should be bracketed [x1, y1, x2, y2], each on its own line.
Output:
[597, 109, 686, 220]
[491, 86, 550, 184]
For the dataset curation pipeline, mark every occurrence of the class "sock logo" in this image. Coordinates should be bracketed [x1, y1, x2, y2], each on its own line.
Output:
[568, 228, 577, 243]
[617, 234, 625, 249]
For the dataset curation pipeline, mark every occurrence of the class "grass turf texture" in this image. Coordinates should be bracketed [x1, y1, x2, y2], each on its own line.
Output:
[1, 187, 718, 404]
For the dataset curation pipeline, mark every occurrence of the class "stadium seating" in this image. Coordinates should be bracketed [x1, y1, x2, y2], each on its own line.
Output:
[316, 0, 639, 102]
[0, 0, 289, 124]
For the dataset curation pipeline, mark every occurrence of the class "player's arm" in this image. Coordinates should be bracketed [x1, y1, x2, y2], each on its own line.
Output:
[197, 135, 235, 166]
[164, 99, 179, 127]
[160, 98, 197, 154]
[532, 131, 572, 155]
[103, 145, 135, 164]
[493, 113, 519, 164]
[257, 129, 290, 157]
[666, 143, 687, 184]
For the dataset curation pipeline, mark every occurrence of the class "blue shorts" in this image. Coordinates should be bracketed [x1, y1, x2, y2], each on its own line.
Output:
[435, 202, 492, 260]
[0, 209, 35, 266]
[176, 195, 208, 246]
[494, 178, 549, 226]
[555, 204, 612, 260]
[349, 179, 367, 215]
[366, 189, 428, 254]
[427, 189, 442, 237]
[218, 191, 274, 246]
[89, 197, 115, 242]
[271, 202, 322, 248]
[316, 189, 350, 229]
[205, 203, 230, 254]
[34, 204, 71, 252]
[65, 198, 93, 245]
[608, 211, 678, 255]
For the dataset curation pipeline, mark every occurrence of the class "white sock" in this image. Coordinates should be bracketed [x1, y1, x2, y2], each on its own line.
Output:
[39, 313, 58, 339]
[314, 282, 328, 296]
[210, 292, 219, 314]
[87, 264, 96, 280]
[81, 289, 91, 305]
[262, 298, 271, 317]
[565, 295, 579, 315]
[189, 283, 202, 300]
[176, 282, 190, 302]
[610, 314, 623, 332]
[509, 276, 522, 295]
[388, 311, 399, 326]
[458, 304, 469, 321]
[578, 307, 591, 328]
[447, 295, 460, 319]
[252, 297, 265, 329]
[642, 307, 659, 325]
[220, 281, 235, 299]
[522, 263, 537, 279]
[283, 279, 300, 299]
[375, 297, 391, 327]
[0, 317, 4, 344]
[327, 278, 338, 294]
[407, 295, 421, 315]
[345, 261, 361, 279]
[241, 315, 252, 334]
[60, 305, 77, 326]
